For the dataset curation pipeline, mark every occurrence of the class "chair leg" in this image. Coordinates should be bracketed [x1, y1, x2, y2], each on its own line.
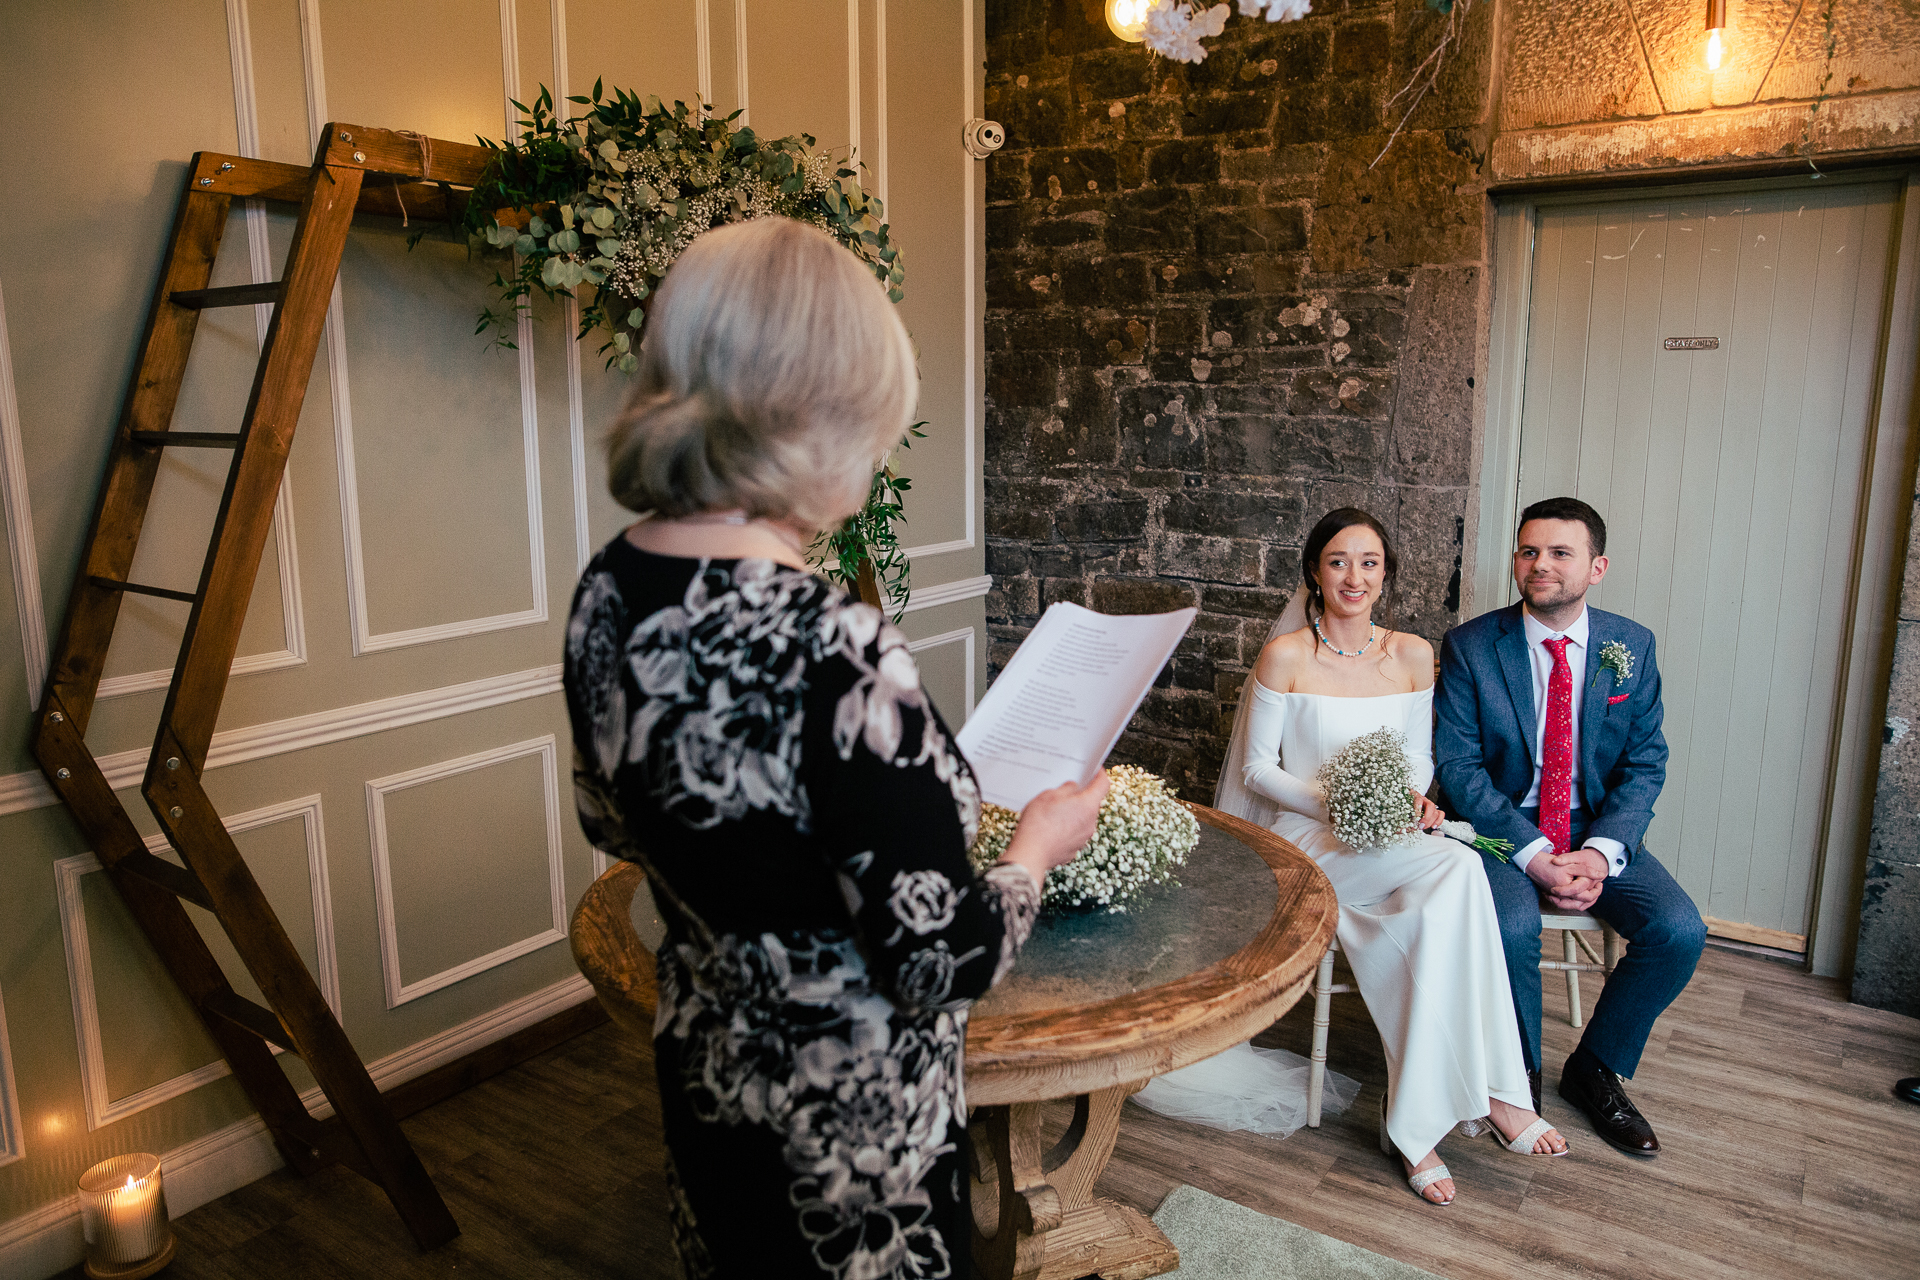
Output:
[1603, 922, 1622, 973]
[1563, 930, 1583, 1027]
[1307, 947, 1335, 1127]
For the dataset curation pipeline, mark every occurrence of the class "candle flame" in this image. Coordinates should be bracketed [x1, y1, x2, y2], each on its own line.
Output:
[124, 1175, 139, 1191]
[1706, 28, 1724, 72]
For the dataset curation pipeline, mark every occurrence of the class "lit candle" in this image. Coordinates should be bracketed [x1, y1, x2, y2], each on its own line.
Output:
[78, 1153, 173, 1276]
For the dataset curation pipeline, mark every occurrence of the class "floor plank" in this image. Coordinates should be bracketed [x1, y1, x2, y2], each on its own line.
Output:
[68, 944, 1918, 1280]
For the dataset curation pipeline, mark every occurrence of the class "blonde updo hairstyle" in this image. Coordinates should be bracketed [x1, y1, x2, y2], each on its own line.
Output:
[605, 216, 917, 532]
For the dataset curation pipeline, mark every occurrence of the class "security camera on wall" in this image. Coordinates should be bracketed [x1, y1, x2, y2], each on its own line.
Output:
[962, 119, 1005, 159]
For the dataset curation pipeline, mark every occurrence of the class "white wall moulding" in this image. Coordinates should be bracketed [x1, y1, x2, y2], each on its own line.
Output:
[905, 538, 973, 561]
[906, 624, 976, 713]
[0, 974, 593, 1280]
[55, 796, 339, 1133]
[0, 275, 48, 708]
[902, 573, 991, 615]
[0, 981, 23, 1169]
[0, 664, 564, 819]
[365, 735, 568, 1009]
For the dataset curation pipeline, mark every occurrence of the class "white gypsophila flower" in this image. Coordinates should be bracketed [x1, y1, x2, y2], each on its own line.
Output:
[1249, 0, 1311, 20]
[1316, 726, 1419, 852]
[1143, 1, 1231, 63]
[966, 765, 1199, 914]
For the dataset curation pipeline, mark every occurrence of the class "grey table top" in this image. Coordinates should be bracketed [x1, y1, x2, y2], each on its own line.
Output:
[971, 823, 1281, 1019]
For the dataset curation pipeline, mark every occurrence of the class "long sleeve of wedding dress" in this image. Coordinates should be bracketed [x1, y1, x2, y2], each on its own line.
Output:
[1241, 681, 1330, 823]
[1405, 687, 1436, 794]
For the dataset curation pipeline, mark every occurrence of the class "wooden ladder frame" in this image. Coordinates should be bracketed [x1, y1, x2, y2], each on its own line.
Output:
[31, 124, 498, 1250]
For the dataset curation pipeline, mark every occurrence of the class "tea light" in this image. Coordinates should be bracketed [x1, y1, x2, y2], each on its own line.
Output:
[77, 1153, 175, 1279]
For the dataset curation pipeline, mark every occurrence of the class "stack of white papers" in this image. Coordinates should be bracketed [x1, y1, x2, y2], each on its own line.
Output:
[955, 601, 1197, 810]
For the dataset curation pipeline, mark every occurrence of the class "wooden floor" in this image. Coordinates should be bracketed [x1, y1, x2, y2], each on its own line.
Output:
[86, 943, 1920, 1280]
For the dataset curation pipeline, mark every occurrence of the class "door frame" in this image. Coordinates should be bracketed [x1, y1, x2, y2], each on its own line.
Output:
[1474, 169, 1920, 980]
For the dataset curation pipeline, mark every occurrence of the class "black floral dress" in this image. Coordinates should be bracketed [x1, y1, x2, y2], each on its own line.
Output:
[562, 538, 1040, 1280]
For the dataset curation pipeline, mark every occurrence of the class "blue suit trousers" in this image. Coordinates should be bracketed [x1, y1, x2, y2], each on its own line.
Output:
[1479, 809, 1705, 1078]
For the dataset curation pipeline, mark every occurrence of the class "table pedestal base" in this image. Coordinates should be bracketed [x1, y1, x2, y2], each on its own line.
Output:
[968, 1083, 1178, 1280]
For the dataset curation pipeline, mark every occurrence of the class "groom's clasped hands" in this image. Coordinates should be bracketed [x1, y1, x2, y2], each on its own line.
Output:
[1526, 845, 1608, 912]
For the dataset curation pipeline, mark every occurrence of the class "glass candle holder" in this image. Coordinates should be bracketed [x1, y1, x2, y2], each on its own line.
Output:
[77, 1153, 175, 1279]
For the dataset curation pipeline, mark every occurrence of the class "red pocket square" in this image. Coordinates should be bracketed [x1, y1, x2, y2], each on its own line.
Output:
[1607, 693, 1630, 705]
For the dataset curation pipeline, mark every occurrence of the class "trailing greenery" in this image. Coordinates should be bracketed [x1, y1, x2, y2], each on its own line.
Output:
[438, 83, 916, 613]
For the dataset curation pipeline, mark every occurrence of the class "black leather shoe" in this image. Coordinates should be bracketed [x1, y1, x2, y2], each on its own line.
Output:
[1529, 1069, 1541, 1116]
[1897, 1078, 1920, 1106]
[1558, 1053, 1659, 1156]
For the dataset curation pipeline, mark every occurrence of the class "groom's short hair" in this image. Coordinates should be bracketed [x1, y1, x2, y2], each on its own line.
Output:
[1518, 497, 1607, 558]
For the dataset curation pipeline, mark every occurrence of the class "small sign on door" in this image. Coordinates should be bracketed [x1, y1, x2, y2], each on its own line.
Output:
[1663, 336, 1720, 350]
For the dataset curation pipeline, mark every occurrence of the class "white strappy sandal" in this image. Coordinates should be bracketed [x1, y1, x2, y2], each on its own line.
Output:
[1488, 1114, 1569, 1156]
[1379, 1096, 1454, 1205]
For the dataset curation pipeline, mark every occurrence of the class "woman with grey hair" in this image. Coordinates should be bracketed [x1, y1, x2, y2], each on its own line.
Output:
[562, 216, 1106, 1279]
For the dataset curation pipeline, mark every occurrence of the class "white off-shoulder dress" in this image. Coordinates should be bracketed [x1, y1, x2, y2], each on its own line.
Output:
[1244, 683, 1532, 1162]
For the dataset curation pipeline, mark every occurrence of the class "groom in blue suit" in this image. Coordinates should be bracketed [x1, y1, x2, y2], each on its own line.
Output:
[1436, 497, 1705, 1156]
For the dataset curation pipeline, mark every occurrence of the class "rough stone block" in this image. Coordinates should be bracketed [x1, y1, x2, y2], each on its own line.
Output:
[1106, 187, 1196, 253]
[1391, 266, 1481, 486]
[1062, 257, 1153, 308]
[1310, 129, 1484, 274]
[1146, 138, 1222, 186]
[1202, 584, 1294, 619]
[986, 543, 1031, 577]
[1028, 147, 1122, 197]
[994, 81, 1073, 149]
[1162, 490, 1305, 540]
[1854, 857, 1920, 1018]
[1159, 533, 1263, 584]
[1332, 18, 1392, 77]
[1392, 486, 1468, 636]
[1117, 386, 1208, 471]
[1056, 496, 1149, 542]
[1287, 369, 1393, 421]
[1041, 576, 1090, 608]
[1196, 204, 1309, 256]
[1092, 576, 1199, 615]
[1180, 91, 1279, 137]
[1208, 414, 1384, 480]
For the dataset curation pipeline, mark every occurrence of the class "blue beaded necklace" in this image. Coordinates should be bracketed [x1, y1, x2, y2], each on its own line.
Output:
[1314, 618, 1379, 657]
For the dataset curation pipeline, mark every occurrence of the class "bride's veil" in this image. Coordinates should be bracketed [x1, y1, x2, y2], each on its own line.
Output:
[1210, 587, 1310, 828]
[1133, 583, 1361, 1137]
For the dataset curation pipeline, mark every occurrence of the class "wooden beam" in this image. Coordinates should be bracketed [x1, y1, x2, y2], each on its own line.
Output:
[320, 123, 495, 187]
[1704, 915, 1806, 954]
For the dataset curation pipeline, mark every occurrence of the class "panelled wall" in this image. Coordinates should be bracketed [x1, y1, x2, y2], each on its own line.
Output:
[0, 0, 986, 1260]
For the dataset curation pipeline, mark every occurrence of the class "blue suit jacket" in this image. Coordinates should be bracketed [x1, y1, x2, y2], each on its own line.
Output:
[1434, 603, 1667, 861]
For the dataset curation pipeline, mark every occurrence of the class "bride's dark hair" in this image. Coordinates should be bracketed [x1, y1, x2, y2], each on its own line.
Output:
[1301, 507, 1397, 627]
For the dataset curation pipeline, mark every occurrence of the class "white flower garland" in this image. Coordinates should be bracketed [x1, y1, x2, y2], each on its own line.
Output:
[1141, 0, 1312, 65]
[968, 765, 1199, 913]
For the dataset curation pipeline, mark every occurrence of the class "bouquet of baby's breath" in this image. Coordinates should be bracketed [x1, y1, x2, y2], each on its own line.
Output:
[969, 765, 1199, 913]
[1317, 727, 1420, 851]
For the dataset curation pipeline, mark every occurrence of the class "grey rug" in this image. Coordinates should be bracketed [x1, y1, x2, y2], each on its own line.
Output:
[1151, 1185, 1443, 1279]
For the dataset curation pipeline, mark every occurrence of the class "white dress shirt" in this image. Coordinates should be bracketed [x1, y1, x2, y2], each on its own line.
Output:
[1513, 605, 1628, 878]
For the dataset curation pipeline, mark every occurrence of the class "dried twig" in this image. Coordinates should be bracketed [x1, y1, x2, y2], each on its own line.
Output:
[1369, 0, 1475, 170]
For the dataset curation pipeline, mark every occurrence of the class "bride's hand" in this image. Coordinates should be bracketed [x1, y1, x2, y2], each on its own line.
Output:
[1409, 790, 1444, 831]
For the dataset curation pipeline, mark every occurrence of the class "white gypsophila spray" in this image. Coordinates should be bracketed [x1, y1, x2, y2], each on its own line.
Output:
[1316, 726, 1420, 851]
[968, 765, 1200, 913]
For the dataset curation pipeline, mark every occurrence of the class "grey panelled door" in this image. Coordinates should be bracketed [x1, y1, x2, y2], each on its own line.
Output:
[1512, 182, 1900, 947]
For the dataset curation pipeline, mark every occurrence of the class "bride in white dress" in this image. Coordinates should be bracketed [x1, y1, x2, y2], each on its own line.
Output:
[1198, 509, 1563, 1204]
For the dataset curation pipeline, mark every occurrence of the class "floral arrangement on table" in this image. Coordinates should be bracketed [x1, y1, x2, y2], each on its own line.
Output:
[1318, 726, 1511, 860]
[968, 765, 1200, 913]
[445, 84, 915, 613]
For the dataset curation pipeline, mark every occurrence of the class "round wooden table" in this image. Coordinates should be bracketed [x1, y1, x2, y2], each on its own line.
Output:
[961, 802, 1336, 1280]
[568, 801, 1335, 1280]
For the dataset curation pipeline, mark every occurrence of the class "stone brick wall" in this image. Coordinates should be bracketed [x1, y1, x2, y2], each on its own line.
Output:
[982, 0, 1494, 799]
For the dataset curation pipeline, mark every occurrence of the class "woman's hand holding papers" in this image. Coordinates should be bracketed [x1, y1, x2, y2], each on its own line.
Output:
[998, 770, 1111, 890]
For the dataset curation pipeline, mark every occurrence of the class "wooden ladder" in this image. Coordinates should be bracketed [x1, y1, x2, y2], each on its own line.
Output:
[30, 124, 492, 1250]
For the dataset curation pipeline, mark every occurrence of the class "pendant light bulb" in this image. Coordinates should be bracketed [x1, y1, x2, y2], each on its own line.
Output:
[1706, 27, 1723, 71]
[1106, 0, 1152, 43]
[1704, 0, 1728, 72]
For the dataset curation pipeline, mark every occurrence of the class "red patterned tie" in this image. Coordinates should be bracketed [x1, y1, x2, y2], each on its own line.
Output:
[1541, 637, 1574, 855]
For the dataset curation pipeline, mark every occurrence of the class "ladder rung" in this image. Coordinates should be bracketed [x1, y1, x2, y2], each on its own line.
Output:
[118, 850, 216, 911]
[169, 282, 282, 309]
[204, 990, 302, 1056]
[130, 431, 242, 449]
[89, 575, 199, 604]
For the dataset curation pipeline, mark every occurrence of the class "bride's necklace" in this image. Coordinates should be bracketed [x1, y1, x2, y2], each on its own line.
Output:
[1314, 618, 1379, 658]
[662, 509, 805, 554]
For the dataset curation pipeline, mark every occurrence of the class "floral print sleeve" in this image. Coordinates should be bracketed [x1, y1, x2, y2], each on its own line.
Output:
[803, 599, 1040, 1015]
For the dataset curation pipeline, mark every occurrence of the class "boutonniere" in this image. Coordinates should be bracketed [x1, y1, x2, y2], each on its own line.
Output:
[1594, 640, 1634, 704]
